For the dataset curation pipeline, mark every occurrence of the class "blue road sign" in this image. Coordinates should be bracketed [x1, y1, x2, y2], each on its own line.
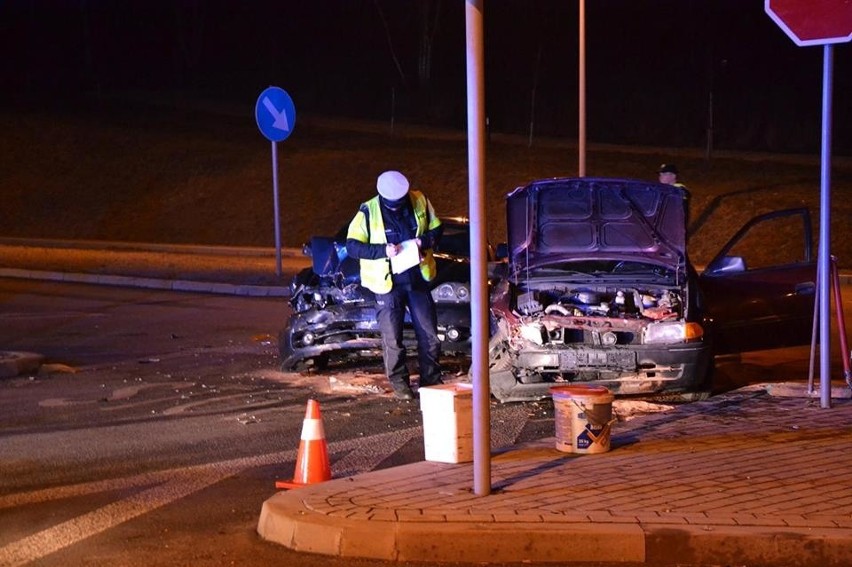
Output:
[255, 86, 296, 142]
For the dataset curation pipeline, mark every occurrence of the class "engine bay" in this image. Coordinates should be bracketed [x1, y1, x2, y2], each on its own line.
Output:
[514, 284, 683, 322]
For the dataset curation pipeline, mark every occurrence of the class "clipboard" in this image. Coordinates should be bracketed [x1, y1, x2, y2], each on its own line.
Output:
[390, 239, 421, 274]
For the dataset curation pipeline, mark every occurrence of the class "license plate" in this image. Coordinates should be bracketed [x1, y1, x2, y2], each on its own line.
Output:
[560, 349, 635, 370]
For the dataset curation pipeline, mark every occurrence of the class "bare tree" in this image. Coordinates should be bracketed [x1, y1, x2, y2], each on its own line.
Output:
[373, 0, 444, 125]
[373, 0, 407, 87]
[417, 0, 442, 89]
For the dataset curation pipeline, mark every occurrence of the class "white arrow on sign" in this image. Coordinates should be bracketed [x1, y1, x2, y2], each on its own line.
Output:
[262, 96, 291, 131]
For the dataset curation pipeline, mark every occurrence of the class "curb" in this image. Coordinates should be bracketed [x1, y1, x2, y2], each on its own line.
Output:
[0, 268, 289, 297]
[0, 237, 303, 258]
[259, 493, 646, 563]
[0, 351, 44, 379]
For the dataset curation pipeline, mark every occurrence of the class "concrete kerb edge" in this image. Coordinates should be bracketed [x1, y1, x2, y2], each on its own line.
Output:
[258, 490, 852, 565]
[0, 237, 304, 258]
[0, 268, 289, 297]
[257, 491, 646, 563]
[0, 351, 45, 379]
[643, 523, 852, 567]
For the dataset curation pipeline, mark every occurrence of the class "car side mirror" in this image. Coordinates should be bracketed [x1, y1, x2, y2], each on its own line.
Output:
[706, 255, 746, 276]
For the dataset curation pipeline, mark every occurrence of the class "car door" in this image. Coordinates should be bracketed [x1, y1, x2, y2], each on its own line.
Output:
[698, 208, 816, 355]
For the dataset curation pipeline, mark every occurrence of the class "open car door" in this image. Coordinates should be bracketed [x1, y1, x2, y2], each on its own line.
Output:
[699, 208, 816, 354]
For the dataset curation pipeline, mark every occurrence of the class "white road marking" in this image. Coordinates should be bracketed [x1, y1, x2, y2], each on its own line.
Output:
[0, 428, 418, 566]
[0, 406, 531, 565]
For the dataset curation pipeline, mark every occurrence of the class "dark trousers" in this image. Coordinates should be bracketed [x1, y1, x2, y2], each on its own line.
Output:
[375, 284, 442, 388]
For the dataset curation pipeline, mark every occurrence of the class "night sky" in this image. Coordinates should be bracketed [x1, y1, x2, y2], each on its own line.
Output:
[2, 0, 850, 153]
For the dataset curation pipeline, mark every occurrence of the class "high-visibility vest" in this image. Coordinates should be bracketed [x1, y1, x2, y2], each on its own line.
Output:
[346, 191, 441, 294]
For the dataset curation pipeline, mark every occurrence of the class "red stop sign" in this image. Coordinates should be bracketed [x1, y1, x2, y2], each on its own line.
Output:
[766, 0, 852, 46]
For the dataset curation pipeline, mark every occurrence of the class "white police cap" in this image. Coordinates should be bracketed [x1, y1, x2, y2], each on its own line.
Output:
[376, 170, 410, 200]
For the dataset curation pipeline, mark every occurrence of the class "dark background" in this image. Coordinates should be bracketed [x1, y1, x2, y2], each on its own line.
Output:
[1, 0, 850, 154]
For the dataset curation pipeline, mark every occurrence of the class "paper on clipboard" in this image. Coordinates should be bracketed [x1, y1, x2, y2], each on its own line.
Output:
[390, 239, 421, 274]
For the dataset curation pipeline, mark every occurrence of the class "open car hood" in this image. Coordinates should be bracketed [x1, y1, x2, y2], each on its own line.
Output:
[505, 177, 688, 276]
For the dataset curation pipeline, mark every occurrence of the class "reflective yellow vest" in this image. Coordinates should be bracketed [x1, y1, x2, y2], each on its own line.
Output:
[346, 190, 441, 294]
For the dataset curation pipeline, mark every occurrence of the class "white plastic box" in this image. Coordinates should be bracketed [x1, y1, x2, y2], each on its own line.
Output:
[419, 383, 474, 463]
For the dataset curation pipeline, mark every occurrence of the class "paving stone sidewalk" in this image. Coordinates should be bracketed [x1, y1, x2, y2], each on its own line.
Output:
[258, 385, 852, 566]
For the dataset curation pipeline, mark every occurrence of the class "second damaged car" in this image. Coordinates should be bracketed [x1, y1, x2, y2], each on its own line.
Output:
[485, 177, 816, 402]
[279, 218, 490, 371]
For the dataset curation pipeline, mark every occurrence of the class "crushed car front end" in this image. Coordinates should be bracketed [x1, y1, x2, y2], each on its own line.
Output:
[487, 270, 712, 402]
[279, 219, 478, 371]
[487, 177, 712, 402]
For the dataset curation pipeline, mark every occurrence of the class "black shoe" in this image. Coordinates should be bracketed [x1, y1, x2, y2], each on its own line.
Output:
[391, 383, 416, 400]
[418, 376, 445, 388]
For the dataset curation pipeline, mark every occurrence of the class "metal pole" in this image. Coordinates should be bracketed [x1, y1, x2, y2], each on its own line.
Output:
[578, 0, 586, 177]
[465, 0, 491, 496]
[272, 140, 282, 278]
[808, 264, 819, 393]
[818, 45, 834, 408]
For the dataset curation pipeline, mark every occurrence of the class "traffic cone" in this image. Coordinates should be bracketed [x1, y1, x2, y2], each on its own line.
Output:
[275, 399, 331, 489]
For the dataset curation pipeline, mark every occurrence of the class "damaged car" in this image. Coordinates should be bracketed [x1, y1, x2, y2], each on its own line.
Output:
[279, 217, 492, 371]
[485, 177, 816, 402]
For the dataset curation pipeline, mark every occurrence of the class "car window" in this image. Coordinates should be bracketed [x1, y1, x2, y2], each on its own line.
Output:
[726, 214, 810, 271]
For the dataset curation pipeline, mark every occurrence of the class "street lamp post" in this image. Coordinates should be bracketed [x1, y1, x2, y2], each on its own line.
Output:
[578, 0, 586, 177]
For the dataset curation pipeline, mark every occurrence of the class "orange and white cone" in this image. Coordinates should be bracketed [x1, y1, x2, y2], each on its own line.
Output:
[275, 399, 331, 489]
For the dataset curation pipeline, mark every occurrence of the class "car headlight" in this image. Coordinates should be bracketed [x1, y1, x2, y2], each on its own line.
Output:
[644, 321, 704, 344]
[432, 282, 471, 303]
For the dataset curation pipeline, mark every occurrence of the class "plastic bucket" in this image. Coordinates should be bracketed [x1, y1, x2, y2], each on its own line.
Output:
[550, 385, 615, 454]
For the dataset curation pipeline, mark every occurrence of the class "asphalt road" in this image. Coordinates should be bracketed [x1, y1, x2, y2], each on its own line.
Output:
[1, 276, 849, 566]
[0, 279, 565, 567]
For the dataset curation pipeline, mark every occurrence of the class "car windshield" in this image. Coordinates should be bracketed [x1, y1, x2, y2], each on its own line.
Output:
[435, 222, 471, 257]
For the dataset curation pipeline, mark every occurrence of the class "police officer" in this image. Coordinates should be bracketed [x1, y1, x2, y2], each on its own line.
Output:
[345, 170, 444, 400]
[657, 163, 685, 188]
[658, 163, 692, 227]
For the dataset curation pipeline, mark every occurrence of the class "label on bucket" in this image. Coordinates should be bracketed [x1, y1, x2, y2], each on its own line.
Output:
[576, 423, 599, 449]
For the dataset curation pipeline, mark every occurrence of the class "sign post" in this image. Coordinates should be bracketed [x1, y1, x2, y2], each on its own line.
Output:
[255, 86, 296, 277]
[765, 0, 851, 408]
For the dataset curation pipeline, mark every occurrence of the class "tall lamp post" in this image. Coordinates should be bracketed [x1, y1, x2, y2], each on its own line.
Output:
[465, 0, 491, 496]
[578, 0, 586, 177]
